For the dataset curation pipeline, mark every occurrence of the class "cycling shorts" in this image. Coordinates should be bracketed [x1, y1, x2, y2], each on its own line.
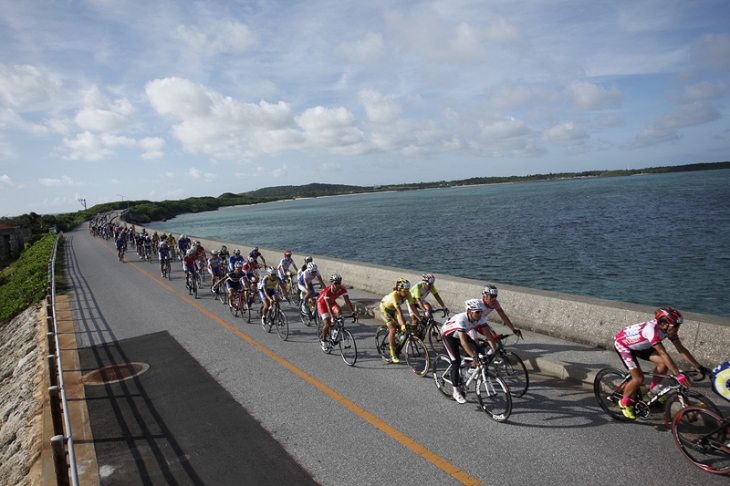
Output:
[379, 304, 398, 325]
[614, 341, 655, 371]
[226, 280, 243, 291]
[318, 302, 341, 320]
[258, 287, 277, 301]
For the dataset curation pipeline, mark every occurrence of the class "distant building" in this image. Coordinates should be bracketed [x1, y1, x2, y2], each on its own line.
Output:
[0, 223, 27, 260]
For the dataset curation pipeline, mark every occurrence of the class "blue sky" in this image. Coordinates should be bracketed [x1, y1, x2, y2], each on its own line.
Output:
[1, 0, 729, 217]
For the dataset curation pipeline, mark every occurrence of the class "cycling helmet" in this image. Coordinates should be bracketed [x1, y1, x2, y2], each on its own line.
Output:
[656, 307, 683, 326]
[161, 241, 168, 247]
[252, 245, 259, 251]
[284, 250, 292, 257]
[248, 256, 256, 263]
[195, 240, 200, 245]
[465, 298, 485, 312]
[482, 284, 498, 297]
[186, 249, 195, 256]
[304, 256, 313, 263]
[307, 262, 318, 273]
[211, 250, 219, 256]
[182, 234, 187, 239]
[396, 278, 411, 290]
[145, 235, 151, 240]
[234, 249, 241, 255]
[221, 245, 227, 251]
[422, 273, 435, 285]
[267, 266, 277, 276]
[330, 273, 342, 283]
[234, 261, 244, 269]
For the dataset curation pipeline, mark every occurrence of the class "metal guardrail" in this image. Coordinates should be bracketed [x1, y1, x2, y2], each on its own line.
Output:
[45, 232, 79, 486]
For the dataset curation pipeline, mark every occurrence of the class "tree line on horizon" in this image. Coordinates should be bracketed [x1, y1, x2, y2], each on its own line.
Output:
[2, 161, 728, 241]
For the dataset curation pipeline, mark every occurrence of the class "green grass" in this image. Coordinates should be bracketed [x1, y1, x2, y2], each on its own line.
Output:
[0, 233, 59, 326]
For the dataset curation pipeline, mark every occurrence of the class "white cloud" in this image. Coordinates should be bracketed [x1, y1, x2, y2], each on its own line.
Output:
[296, 106, 367, 153]
[139, 137, 165, 160]
[542, 122, 589, 147]
[624, 102, 722, 148]
[187, 167, 217, 182]
[473, 116, 544, 157]
[567, 82, 623, 111]
[172, 21, 256, 56]
[338, 32, 387, 64]
[667, 81, 728, 104]
[100, 134, 136, 148]
[63, 131, 113, 160]
[0, 107, 49, 133]
[0, 64, 63, 107]
[359, 89, 402, 124]
[39, 175, 81, 187]
[0, 174, 23, 189]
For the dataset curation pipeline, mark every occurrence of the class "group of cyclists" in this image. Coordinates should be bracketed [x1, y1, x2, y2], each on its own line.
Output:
[96, 223, 729, 424]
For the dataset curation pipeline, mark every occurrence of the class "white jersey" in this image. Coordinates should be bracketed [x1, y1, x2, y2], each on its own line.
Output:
[441, 311, 487, 342]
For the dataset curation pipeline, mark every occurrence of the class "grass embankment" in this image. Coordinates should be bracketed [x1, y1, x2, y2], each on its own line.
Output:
[0, 233, 58, 327]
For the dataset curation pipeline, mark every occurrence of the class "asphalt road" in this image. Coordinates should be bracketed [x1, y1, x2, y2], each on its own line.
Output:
[64, 227, 727, 486]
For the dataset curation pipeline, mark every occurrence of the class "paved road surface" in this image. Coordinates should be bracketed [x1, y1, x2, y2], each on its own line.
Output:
[63, 227, 729, 485]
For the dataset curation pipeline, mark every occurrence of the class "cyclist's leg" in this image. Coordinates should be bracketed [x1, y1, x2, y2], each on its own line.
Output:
[443, 334, 462, 394]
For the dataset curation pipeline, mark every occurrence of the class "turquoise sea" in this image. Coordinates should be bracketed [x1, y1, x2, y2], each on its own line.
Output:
[151, 169, 730, 319]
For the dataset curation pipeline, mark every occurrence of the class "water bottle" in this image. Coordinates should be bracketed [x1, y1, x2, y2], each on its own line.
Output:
[331, 329, 339, 341]
[398, 333, 406, 345]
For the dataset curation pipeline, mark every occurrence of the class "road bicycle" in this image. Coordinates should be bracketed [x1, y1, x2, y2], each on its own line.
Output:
[283, 275, 300, 307]
[482, 332, 529, 397]
[162, 257, 172, 279]
[593, 368, 720, 426]
[186, 271, 201, 299]
[117, 247, 125, 262]
[261, 296, 289, 341]
[433, 353, 512, 422]
[672, 405, 730, 475]
[375, 323, 430, 376]
[317, 314, 358, 366]
[421, 308, 449, 353]
[229, 288, 250, 320]
[299, 293, 321, 327]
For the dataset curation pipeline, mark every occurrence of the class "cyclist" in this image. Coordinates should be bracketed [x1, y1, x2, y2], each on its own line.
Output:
[441, 299, 488, 404]
[297, 256, 314, 279]
[298, 262, 326, 317]
[219, 244, 230, 264]
[115, 231, 126, 260]
[207, 250, 224, 292]
[277, 250, 298, 283]
[614, 307, 708, 420]
[157, 240, 171, 276]
[249, 245, 267, 268]
[258, 267, 289, 323]
[183, 249, 198, 288]
[242, 255, 261, 292]
[379, 278, 421, 364]
[193, 240, 207, 278]
[151, 231, 159, 251]
[143, 234, 153, 259]
[178, 234, 190, 258]
[223, 261, 247, 308]
[410, 273, 449, 320]
[318, 274, 358, 350]
[229, 248, 244, 272]
[479, 285, 522, 345]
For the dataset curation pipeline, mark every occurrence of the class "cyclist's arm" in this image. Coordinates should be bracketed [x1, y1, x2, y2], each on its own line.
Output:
[495, 308, 519, 334]
[670, 339, 703, 370]
[458, 331, 479, 360]
[342, 295, 357, 316]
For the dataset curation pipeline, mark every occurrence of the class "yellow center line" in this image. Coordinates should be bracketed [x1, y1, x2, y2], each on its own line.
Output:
[100, 239, 483, 486]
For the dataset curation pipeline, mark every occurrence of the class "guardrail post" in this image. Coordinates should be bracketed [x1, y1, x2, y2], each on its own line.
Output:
[46, 315, 55, 333]
[47, 332, 57, 355]
[51, 435, 70, 486]
[47, 355, 58, 388]
[48, 386, 64, 436]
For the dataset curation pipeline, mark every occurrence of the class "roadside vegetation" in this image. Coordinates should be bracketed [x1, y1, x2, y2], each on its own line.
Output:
[0, 233, 58, 326]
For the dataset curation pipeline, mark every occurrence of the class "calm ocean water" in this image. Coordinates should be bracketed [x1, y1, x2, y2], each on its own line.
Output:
[151, 169, 730, 319]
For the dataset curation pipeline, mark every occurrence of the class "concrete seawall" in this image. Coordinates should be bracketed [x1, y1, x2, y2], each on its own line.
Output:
[135, 224, 730, 367]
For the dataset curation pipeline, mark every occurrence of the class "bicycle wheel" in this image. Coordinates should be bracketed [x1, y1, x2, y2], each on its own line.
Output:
[490, 352, 529, 397]
[476, 371, 512, 422]
[664, 389, 723, 428]
[593, 368, 629, 421]
[404, 337, 429, 377]
[374, 326, 391, 363]
[432, 355, 455, 398]
[274, 312, 289, 341]
[246, 295, 253, 323]
[338, 330, 357, 366]
[425, 321, 444, 353]
[672, 406, 730, 475]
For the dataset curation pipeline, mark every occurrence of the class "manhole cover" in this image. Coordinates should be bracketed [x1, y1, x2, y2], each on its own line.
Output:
[82, 362, 150, 385]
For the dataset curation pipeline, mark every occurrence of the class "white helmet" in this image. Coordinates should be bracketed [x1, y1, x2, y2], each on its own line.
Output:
[307, 262, 318, 273]
[465, 299, 484, 312]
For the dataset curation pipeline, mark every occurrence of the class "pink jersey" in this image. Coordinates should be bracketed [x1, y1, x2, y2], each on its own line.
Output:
[615, 320, 678, 351]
